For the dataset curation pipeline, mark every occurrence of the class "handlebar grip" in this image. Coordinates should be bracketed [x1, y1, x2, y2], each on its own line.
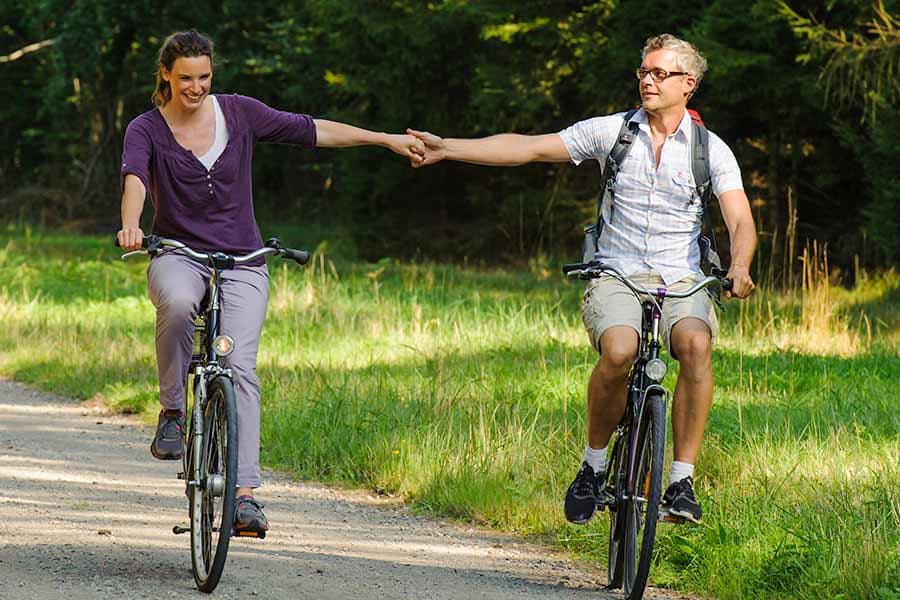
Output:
[721, 278, 733, 291]
[562, 261, 598, 275]
[281, 248, 310, 265]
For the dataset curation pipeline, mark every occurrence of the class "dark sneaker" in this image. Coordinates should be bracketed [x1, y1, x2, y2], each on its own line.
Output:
[234, 496, 268, 533]
[662, 476, 702, 523]
[564, 462, 604, 525]
[149, 409, 184, 460]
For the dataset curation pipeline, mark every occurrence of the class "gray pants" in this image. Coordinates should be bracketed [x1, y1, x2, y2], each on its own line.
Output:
[148, 253, 269, 488]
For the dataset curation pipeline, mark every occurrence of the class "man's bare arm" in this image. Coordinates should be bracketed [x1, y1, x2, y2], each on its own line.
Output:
[718, 188, 757, 299]
[407, 130, 570, 167]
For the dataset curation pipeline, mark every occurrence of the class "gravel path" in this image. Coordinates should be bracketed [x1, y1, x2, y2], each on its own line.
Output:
[0, 379, 692, 600]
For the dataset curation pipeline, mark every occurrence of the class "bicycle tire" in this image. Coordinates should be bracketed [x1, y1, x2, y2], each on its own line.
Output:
[606, 430, 626, 589]
[189, 375, 238, 593]
[622, 391, 665, 600]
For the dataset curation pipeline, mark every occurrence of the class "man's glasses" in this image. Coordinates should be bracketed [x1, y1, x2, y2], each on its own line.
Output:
[635, 68, 689, 82]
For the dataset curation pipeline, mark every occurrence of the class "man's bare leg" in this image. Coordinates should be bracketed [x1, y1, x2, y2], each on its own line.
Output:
[664, 317, 713, 523]
[587, 326, 639, 449]
[565, 326, 637, 524]
[670, 318, 714, 464]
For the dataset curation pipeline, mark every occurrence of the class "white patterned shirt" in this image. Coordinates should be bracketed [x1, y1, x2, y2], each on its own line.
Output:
[559, 108, 744, 285]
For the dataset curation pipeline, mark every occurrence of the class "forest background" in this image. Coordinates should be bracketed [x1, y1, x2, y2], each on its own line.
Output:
[2, 0, 898, 277]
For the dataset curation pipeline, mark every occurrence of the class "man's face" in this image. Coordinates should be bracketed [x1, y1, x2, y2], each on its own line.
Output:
[638, 49, 696, 113]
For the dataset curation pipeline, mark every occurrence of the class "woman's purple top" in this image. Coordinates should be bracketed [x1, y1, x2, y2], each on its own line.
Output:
[121, 94, 316, 261]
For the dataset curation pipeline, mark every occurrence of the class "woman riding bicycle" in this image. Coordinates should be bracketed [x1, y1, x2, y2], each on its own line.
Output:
[116, 30, 424, 535]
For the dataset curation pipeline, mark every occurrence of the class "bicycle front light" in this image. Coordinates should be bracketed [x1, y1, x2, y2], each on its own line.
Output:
[212, 335, 235, 357]
[645, 358, 667, 382]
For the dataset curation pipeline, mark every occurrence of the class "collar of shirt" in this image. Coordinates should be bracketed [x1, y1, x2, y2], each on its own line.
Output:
[631, 107, 692, 143]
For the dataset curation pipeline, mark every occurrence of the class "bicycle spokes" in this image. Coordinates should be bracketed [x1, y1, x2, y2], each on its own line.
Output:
[188, 376, 238, 592]
[621, 394, 665, 600]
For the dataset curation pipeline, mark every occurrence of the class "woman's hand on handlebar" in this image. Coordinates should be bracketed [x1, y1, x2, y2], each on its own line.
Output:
[117, 226, 145, 251]
[725, 265, 755, 299]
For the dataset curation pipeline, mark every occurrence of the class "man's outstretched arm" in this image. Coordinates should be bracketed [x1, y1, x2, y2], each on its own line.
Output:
[407, 129, 571, 167]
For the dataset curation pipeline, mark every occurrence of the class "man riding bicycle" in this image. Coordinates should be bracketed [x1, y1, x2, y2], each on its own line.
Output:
[408, 33, 756, 525]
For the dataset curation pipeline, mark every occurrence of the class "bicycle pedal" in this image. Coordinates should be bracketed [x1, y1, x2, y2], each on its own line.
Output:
[596, 490, 615, 512]
[658, 507, 686, 524]
[233, 529, 266, 539]
[176, 472, 185, 480]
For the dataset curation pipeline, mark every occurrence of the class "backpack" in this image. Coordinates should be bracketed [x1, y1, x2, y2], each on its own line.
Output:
[580, 108, 722, 275]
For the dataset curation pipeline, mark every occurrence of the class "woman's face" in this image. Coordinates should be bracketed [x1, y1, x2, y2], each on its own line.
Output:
[161, 55, 212, 112]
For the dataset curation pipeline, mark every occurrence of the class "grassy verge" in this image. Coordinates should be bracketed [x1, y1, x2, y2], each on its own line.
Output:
[1, 228, 898, 600]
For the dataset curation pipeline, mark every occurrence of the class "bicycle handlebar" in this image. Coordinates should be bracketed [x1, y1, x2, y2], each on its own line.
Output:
[115, 235, 310, 266]
[562, 261, 733, 297]
[278, 247, 311, 264]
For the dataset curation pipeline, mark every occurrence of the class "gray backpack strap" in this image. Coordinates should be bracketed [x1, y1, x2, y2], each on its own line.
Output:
[691, 120, 722, 275]
[593, 108, 640, 243]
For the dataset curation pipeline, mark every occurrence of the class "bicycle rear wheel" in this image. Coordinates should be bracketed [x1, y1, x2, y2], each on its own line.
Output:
[622, 392, 665, 600]
[189, 375, 238, 593]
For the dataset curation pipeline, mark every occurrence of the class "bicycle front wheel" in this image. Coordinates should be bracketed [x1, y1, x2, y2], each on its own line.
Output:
[622, 392, 665, 600]
[606, 432, 626, 589]
[189, 375, 238, 593]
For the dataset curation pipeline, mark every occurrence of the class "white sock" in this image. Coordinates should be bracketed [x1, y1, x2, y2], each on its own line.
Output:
[582, 445, 608, 474]
[669, 461, 694, 484]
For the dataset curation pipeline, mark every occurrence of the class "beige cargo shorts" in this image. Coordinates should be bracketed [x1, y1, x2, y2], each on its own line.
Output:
[581, 270, 718, 357]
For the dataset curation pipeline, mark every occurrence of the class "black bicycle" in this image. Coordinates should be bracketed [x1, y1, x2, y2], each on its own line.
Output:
[562, 260, 731, 600]
[119, 234, 309, 592]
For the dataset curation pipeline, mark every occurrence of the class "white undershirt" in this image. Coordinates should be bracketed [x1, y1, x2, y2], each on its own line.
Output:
[197, 95, 228, 170]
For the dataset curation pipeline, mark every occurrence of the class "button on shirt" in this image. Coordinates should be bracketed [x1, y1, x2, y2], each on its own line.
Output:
[120, 94, 317, 264]
[559, 108, 744, 284]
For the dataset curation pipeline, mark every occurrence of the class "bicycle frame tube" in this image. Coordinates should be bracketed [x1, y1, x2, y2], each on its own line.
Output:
[203, 269, 223, 365]
[650, 304, 662, 354]
[625, 293, 666, 495]
[190, 370, 208, 487]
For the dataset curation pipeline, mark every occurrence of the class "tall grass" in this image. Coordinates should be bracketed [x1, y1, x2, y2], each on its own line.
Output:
[1, 228, 897, 600]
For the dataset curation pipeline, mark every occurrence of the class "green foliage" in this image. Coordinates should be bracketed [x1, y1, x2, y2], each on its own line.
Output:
[780, 0, 900, 124]
[831, 110, 900, 261]
[778, 0, 900, 263]
[1, 1, 897, 272]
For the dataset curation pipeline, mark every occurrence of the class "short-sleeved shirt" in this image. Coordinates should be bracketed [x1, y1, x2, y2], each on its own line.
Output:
[559, 108, 743, 284]
[121, 94, 316, 261]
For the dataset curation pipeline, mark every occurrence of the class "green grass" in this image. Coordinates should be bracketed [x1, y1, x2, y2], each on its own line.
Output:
[1, 227, 898, 600]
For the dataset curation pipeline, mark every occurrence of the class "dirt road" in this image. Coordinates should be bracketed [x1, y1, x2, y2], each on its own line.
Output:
[0, 380, 687, 599]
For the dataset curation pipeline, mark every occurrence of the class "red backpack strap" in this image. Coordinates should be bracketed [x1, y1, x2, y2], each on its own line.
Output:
[687, 108, 704, 126]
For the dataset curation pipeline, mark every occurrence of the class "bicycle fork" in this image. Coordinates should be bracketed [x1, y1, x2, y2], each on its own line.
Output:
[172, 368, 230, 535]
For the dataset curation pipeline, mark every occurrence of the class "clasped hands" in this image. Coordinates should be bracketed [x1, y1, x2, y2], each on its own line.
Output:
[383, 129, 445, 167]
